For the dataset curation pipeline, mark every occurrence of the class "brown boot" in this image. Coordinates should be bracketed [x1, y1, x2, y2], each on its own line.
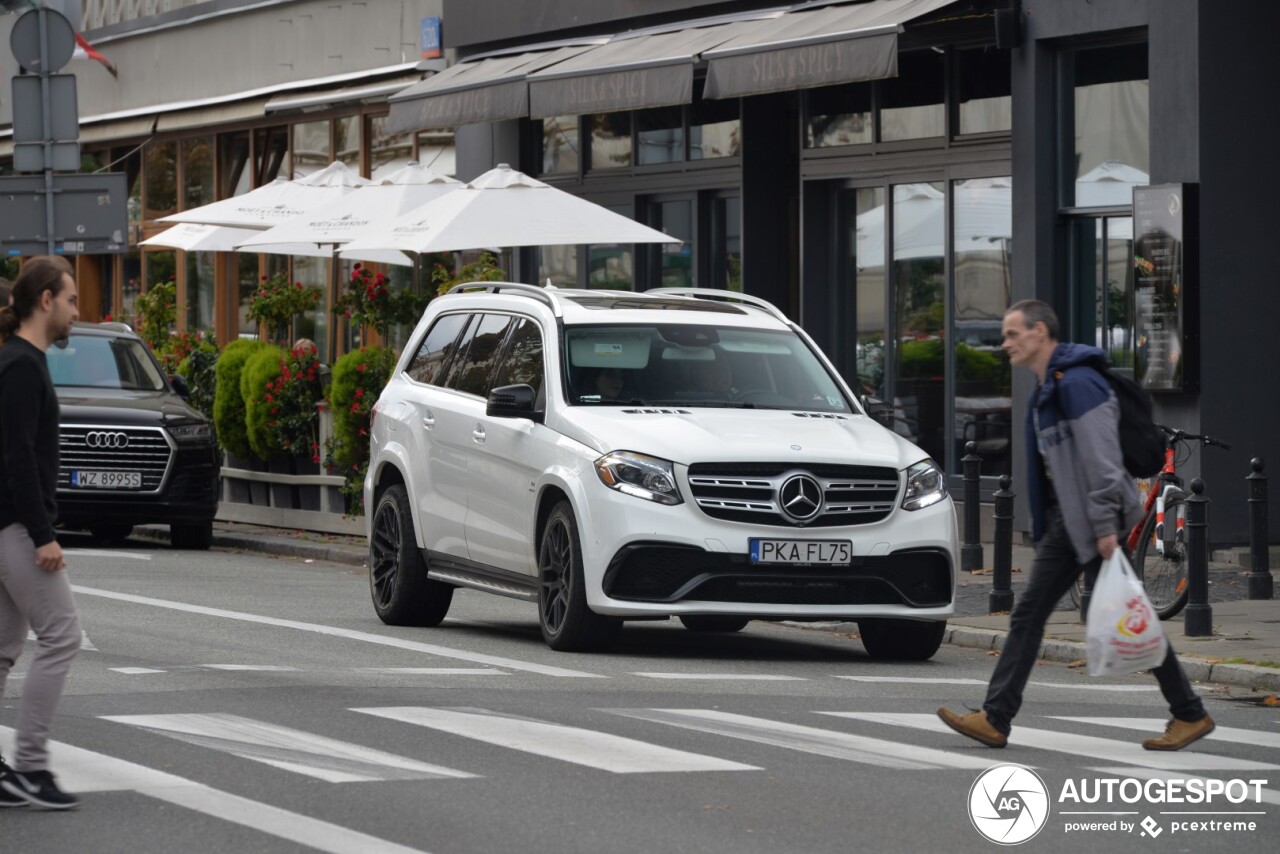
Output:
[1142, 716, 1215, 751]
[937, 707, 1007, 748]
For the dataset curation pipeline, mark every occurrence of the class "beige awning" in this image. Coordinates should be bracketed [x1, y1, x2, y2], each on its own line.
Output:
[386, 44, 600, 133]
[527, 19, 770, 119]
[157, 98, 272, 133]
[264, 74, 426, 113]
[703, 0, 958, 99]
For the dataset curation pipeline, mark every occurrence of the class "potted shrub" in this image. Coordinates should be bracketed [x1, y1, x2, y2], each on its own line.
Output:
[246, 272, 322, 345]
[332, 263, 432, 343]
[325, 346, 398, 514]
[213, 339, 273, 475]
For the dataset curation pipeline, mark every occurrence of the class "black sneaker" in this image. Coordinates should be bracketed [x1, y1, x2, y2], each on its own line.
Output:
[0, 769, 80, 810]
[0, 756, 26, 808]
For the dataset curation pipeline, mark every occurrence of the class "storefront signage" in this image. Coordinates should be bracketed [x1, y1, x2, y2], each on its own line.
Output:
[388, 80, 528, 134]
[705, 31, 898, 99]
[1133, 183, 1198, 392]
[420, 17, 442, 60]
[529, 65, 691, 119]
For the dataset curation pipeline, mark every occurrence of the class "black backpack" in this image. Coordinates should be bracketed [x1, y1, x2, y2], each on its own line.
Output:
[1102, 367, 1165, 478]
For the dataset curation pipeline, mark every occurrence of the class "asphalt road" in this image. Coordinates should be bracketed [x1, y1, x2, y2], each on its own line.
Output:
[2, 535, 1277, 854]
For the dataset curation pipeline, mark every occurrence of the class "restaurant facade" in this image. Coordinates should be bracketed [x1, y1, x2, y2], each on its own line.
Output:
[2, 0, 1278, 544]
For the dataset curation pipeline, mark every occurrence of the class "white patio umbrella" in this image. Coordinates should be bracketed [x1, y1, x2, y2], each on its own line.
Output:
[140, 222, 318, 256]
[341, 163, 680, 261]
[235, 162, 461, 266]
[159, 161, 371, 230]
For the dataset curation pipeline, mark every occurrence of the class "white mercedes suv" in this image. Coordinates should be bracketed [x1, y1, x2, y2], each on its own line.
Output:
[366, 285, 957, 656]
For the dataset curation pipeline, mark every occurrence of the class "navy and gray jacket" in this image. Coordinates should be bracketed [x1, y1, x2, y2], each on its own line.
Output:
[1025, 343, 1144, 565]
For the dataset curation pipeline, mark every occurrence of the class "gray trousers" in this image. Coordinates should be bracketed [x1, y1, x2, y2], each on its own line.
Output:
[0, 523, 80, 771]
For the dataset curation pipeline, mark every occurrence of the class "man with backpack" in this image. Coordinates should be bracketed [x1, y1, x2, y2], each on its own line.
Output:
[937, 299, 1213, 751]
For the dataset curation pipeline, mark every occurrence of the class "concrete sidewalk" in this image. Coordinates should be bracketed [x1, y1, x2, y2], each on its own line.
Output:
[136, 521, 1280, 692]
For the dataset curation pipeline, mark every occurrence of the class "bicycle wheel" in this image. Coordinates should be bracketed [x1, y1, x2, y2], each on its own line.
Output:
[1067, 571, 1086, 613]
[1134, 490, 1190, 619]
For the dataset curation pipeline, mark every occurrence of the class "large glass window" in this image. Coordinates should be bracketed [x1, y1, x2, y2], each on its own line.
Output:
[415, 129, 456, 175]
[710, 196, 741, 292]
[890, 182, 946, 463]
[589, 113, 632, 170]
[369, 115, 414, 180]
[636, 107, 684, 165]
[1071, 215, 1134, 369]
[253, 126, 289, 186]
[957, 47, 1011, 135]
[292, 256, 327, 359]
[537, 245, 578, 287]
[182, 136, 214, 210]
[185, 250, 216, 334]
[881, 50, 945, 141]
[690, 91, 740, 159]
[953, 177, 1013, 476]
[237, 253, 260, 338]
[806, 82, 872, 148]
[335, 116, 360, 172]
[143, 250, 176, 292]
[851, 187, 887, 397]
[541, 115, 581, 175]
[143, 139, 177, 220]
[219, 131, 251, 197]
[650, 199, 694, 287]
[1072, 43, 1149, 207]
[291, 120, 331, 179]
[588, 204, 635, 290]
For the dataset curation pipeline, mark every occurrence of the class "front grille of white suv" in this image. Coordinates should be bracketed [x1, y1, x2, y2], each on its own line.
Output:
[686, 463, 899, 527]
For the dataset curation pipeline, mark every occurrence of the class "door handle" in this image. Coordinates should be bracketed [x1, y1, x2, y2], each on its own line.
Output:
[472, 426, 486, 443]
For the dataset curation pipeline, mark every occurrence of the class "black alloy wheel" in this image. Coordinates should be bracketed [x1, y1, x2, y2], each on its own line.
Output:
[538, 500, 620, 651]
[369, 484, 453, 626]
[857, 618, 946, 661]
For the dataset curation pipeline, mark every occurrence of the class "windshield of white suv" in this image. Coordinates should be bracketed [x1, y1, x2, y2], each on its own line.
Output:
[564, 324, 852, 412]
[47, 334, 169, 392]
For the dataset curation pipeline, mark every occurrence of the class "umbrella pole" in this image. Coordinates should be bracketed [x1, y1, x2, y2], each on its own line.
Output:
[326, 249, 340, 361]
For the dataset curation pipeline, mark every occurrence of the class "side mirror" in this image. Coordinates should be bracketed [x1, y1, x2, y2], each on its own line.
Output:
[861, 395, 894, 428]
[487, 383, 543, 423]
[170, 373, 191, 399]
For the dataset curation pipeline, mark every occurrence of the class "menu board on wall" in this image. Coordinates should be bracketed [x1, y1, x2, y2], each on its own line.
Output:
[1133, 183, 1197, 392]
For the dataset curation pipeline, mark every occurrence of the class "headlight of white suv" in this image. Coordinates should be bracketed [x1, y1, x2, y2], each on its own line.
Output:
[594, 451, 682, 505]
[902, 459, 947, 510]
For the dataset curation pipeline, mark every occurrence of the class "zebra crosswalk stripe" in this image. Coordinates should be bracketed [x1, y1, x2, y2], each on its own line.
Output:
[102, 713, 475, 783]
[608, 708, 996, 770]
[352, 706, 758, 774]
[1053, 717, 1280, 750]
[824, 712, 1280, 773]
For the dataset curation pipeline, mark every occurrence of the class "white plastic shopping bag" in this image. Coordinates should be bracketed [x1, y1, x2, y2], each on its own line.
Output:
[1085, 550, 1169, 676]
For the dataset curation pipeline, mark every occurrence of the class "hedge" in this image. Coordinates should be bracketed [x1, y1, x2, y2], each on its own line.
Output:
[212, 339, 272, 459]
[240, 345, 286, 459]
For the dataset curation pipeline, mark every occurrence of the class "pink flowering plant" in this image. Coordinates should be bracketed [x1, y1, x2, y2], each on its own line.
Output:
[247, 271, 322, 344]
[262, 344, 324, 461]
[332, 263, 430, 339]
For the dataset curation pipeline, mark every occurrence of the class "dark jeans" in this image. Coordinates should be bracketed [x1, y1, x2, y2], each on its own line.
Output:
[982, 503, 1207, 735]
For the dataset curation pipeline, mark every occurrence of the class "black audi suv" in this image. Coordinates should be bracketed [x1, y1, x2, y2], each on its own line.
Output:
[46, 322, 219, 549]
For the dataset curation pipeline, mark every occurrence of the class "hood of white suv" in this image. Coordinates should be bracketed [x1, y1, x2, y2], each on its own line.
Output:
[556, 407, 921, 468]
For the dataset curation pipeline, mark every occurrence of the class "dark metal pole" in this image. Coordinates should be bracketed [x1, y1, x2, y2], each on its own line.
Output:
[989, 474, 1014, 613]
[1184, 478, 1212, 637]
[961, 441, 982, 574]
[1247, 458, 1273, 600]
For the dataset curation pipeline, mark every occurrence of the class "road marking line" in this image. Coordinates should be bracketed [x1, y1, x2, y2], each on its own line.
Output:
[1055, 717, 1280, 750]
[66, 548, 152, 560]
[71, 585, 602, 679]
[353, 707, 757, 774]
[832, 676, 987, 685]
[826, 713, 1280, 772]
[0, 725, 430, 854]
[111, 667, 166, 674]
[609, 709, 995, 771]
[355, 667, 508, 675]
[631, 673, 805, 681]
[1030, 683, 1159, 691]
[1087, 767, 1280, 806]
[102, 713, 475, 783]
[200, 664, 302, 671]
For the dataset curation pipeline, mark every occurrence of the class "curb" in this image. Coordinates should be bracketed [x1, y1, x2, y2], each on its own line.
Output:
[134, 526, 367, 567]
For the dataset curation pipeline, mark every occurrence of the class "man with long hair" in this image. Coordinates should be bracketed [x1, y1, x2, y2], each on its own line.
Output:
[0, 256, 82, 810]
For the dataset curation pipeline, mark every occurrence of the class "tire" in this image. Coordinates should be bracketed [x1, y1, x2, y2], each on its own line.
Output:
[538, 501, 620, 651]
[1067, 572, 1086, 613]
[1135, 491, 1190, 620]
[857, 618, 946, 661]
[169, 521, 212, 550]
[679, 615, 750, 633]
[91, 524, 134, 544]
[369, 484, 453, 626]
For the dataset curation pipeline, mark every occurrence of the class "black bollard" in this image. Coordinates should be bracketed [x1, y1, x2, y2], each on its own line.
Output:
[1247, 458, 1273, 600]
[989, 474, 1014, 613]
[962, 441, 982, 574]
[1184, 478, 1212, 637]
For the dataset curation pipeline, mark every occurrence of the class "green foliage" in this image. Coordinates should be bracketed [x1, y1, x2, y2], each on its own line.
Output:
[898, 338, 1003, 385]
[332, 264, 432, 339]
[246, 271, 322, 344]
[134, 280, 177, 351]
[241, 346, 287, 459]
[262, 346, 324, 459]
[213, 339, 272, 459]
[326, 346, 398, 513]
[177, 338, 220, 423]
[431, 252, 504, 297]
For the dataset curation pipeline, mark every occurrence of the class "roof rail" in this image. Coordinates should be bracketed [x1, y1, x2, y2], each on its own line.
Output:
[647, 288, 791, 324]
[447, 281, 561, 315]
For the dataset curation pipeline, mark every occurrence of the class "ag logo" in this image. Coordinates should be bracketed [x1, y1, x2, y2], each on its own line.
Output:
[968, 763, 1050, 845]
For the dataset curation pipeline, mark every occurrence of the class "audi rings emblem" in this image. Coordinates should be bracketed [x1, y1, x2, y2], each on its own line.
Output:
[86, 431, 129, 449]
[779, 474, 823, 522]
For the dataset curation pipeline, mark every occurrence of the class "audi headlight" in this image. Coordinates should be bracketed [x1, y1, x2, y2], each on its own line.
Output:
[902, 459, 947, 510]
[169, 422, 212, 444]
[594, 451, 682, 505]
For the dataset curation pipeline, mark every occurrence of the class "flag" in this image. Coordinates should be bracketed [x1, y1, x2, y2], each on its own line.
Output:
[72, 30, 117, 78]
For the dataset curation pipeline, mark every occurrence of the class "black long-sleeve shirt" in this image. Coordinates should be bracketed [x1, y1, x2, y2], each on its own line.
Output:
[0, 336, 60, 546]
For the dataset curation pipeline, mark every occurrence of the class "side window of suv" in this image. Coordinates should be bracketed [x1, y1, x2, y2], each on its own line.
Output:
[406, 313, 470, 385]
[492, 317, 544, 394]
[443, 313, 515, 397]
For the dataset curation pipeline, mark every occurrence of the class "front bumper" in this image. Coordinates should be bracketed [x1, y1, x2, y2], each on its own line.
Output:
[57, 445, 219, 528]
